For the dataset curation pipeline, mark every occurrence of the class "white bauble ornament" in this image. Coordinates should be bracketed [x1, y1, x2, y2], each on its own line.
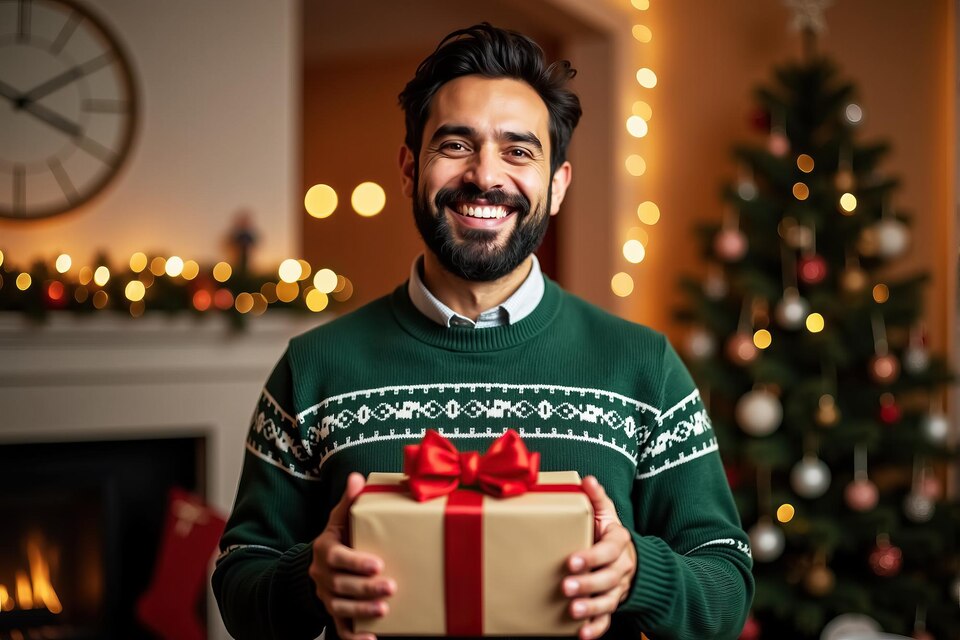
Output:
[820, 613, 881, 640]
[735, 389, 783, 436]
[747, 519, 785, 562]
[903, 492, 935, 523]
[685, 328, 717, 360]
[903, 345, 930, 374]
[875, 219, 910, 258]
[714, 228, 748, 262]
[774, 291, 810, 329]
[737, 180, 758, 201]
[791, 456, 831, 499]
[921, 412, 950, 445]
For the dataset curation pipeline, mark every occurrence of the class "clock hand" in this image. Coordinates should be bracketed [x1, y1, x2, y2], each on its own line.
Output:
[21, 101, 83, 138]
[20, 52, 113, 105]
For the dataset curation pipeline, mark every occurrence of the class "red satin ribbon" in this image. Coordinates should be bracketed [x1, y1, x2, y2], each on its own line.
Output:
[358, 430, 585, 636]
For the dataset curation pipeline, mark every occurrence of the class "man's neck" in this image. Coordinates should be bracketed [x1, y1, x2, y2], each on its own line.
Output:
[421, 252, 533, 321]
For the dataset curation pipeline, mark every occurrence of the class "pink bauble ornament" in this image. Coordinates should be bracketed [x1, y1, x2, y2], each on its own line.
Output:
[869, 353, 900, 384]
[703, 271, 728, 300]
[738, 614, 761, 640]
[714, 229, 748, 262]
[920, 475, 943, 500]
[798, 254, 828, 285]
[726, 333, 758, 365]
[869, 539, 903, 577]
[768, 132, 790, 157]
[844, 478, 879, 512]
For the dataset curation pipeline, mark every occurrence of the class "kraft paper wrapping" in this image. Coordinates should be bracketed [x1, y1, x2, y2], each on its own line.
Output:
[350, 471, 593, 636]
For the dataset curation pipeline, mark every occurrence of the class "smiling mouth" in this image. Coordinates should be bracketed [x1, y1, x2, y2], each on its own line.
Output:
[452, 202, 514, 220]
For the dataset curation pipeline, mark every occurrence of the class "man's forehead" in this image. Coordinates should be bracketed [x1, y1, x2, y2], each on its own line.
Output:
[425, 75, 550, 138]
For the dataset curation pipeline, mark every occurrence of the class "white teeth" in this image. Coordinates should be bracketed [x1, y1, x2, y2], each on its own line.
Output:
[457, 205, 508, 219]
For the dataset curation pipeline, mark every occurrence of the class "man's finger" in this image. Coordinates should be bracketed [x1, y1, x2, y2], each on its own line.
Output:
[329, 597, 390, 619]
[334, 617, 377, 640]
[568, 525, 630, 571]
[570, 591, 619, 620]
[562, 567, 621, 597]
[579, 614, 612, 640]
[333, 574, 397, 598]
[327, 542, 385, 575]
[327, 472, 367, 529]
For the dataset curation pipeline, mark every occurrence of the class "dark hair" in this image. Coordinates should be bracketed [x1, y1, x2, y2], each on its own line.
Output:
[399, 23, 582, 175]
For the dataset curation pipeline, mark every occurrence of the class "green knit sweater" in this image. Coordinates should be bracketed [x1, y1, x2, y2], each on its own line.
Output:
[213, 278, 754, 640]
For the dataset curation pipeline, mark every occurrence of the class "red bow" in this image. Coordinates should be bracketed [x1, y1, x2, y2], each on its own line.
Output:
[403, 429, 540, 501]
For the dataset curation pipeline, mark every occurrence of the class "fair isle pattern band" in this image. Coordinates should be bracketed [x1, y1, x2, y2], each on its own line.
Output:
[684, 538, 752, 559]
[636, 389, 717, 480]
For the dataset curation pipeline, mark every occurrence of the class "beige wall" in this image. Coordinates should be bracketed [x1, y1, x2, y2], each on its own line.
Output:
[632, 0, 954, 352]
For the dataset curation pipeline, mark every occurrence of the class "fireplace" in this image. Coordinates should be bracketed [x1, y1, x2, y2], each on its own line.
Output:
[0, 436, 205, 640]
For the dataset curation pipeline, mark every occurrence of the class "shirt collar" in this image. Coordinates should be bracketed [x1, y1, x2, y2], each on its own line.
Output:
[407, 254, 545, 328]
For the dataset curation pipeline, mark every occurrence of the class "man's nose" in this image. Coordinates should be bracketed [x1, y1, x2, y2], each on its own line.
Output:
[463, 146, 505, 192]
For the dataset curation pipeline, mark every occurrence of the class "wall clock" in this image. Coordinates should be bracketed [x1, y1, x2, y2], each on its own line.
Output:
[0, 0, 138, 220]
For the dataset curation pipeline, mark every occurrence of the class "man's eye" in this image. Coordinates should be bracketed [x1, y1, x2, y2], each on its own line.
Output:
[442, 142, 467, 152]
[508, 148, 531, 159]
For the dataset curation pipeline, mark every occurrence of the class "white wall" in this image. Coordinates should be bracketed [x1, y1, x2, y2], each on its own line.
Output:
[0, 0, 299, 273]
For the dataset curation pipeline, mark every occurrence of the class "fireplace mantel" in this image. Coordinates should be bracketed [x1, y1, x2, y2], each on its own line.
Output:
[0, 310, 328, 640]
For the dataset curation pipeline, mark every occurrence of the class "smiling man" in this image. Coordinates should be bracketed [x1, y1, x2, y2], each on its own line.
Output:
[214, 24, 754, 640]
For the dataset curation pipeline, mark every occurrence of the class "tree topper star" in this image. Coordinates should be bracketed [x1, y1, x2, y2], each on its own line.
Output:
[783, 0, 834, 34]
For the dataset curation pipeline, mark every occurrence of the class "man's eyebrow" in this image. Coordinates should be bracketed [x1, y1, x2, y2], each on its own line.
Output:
[429, 125, 477, 145]
[502, 131, 543, 152]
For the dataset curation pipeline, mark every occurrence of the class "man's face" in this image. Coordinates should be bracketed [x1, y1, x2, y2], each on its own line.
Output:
[402, 75, 567, 282]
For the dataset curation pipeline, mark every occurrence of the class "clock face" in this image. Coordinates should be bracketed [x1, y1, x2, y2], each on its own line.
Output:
[0, 0, 137, 219]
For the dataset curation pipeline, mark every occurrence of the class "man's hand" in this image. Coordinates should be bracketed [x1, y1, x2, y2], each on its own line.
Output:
[563, 475, 638, 640]
[309, 472, 396, 640]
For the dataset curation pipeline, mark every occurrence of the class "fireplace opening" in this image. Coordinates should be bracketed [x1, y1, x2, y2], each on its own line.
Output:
[0, 435, 205, 640]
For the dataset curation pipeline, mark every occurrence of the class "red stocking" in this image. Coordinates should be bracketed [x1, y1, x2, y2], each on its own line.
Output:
[136, 487, 227, 640]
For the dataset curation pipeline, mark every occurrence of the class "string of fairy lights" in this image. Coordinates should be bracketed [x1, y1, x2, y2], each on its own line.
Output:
[612, 0, 658, 298]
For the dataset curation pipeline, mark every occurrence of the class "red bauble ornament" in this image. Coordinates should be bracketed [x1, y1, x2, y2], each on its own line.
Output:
[869, 538, 903, 576]
[714, 229, 748, 262]
[869, 353, 901, 384]
[726, 333, 759, 366]
[749, 107, 771, 132]
[879, 399, 902, 424]
[739, 613, 761, 640]
[768, 132, 790, 157]
[844, 478, 879, 512]
[798, 255, 828, 285]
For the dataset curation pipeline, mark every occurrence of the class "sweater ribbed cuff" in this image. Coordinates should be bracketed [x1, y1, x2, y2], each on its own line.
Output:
[277, 543, 331, 632]
[619, 530, 677, 621]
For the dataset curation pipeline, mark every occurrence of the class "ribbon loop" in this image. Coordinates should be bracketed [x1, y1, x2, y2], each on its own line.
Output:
[404, 429, 539, 502]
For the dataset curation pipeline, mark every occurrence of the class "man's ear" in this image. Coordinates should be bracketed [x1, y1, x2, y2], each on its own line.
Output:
[549, 161, 573, 216]
[399, 145, 416, 198]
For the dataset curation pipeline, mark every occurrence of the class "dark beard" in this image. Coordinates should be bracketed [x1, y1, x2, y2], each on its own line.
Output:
[412, 179, 551, 282]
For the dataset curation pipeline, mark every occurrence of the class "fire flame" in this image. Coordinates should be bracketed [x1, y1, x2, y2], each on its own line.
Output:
[0, 536, 62, 614]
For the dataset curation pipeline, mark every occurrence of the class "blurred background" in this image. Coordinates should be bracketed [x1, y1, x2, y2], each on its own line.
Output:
[0, 0, 956, 639]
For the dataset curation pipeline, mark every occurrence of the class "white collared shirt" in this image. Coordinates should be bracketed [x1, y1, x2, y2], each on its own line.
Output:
[407, 254, 545, 328]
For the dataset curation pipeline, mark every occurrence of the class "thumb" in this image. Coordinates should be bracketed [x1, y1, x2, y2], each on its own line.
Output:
[582, 475, 621, 535]
[327, 471, 366, 530]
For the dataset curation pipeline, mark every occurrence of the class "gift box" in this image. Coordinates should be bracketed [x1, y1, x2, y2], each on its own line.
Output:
[349, 430, 593, 636]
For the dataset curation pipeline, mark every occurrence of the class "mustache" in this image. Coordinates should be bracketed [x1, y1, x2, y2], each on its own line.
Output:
[434, 186, 530, 217]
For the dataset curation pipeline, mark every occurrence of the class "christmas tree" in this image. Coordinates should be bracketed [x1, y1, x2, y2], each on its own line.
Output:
[674, 12, 960, 640]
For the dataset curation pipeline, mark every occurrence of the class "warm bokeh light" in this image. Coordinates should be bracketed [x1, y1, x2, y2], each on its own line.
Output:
[55, 254, 71, 273]
[0, 249, 4, 267]
[632, 24, 652, 42]
[214, 288, 234, 310]
[839, 193, 857, 213]
[306, 289, 330, 312]
[75, 287, 88, 303]
[845, 103, 863, 124]
[754, 329, 772, 349]
[297, 259, 312, 281]
[332, 277, 354, 301]
[623, 239, 646, 264]
[631, 0, 649, 10]
[251, 292, 268, 315]
[777, 504, 795, 523]
[213, 261, 232, 283]
[276, 281, 300, 303]
[79, 266, 93, 285]
[797, 154, 815, 173]
[305, 183, 338, 219]
[125, 280, 146, 302]
[47, 281, 64, 300]
[279, 258, 303, 283]
[165, 256, 184, 277]
[631, 100, 652, 120]
[611, 272, 634, 297]
[149, 256, 166, 277]
[193, 289, 212, 311]
[626, 115, 648, 138]
[625, 155, 646, 176]
[235, 292, 254, 314]
[792, 182, 809, 200]
[873, 283, 889, 303]
[129, 252, 148, 273]
[635, 68, 657, 89]
[93, 266, 110, 286]
[92, 290, 108, 309]
[139, 270, 155, 287]
[182, 260, 200, 280]
[637, 201, 660, 225]
[352, 182, 386, 217]
[130, 300, 145, 318]
[260, 282, 278, 303]
[313, 268, 338, 294]
[627, 226, 650, 245]
[806, 312, 825, 333]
